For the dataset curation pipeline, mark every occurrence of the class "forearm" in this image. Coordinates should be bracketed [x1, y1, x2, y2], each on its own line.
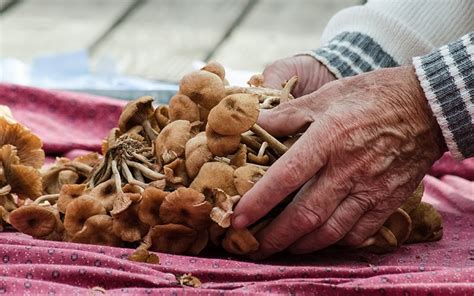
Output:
[303, 0, 473, 78]
[413, 32, 474, 160]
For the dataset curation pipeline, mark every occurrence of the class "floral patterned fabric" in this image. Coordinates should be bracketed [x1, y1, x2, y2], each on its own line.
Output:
[0, 83, 473, 295]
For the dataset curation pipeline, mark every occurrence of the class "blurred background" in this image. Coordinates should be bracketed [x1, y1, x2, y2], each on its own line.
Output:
[0, 0, 360, 100]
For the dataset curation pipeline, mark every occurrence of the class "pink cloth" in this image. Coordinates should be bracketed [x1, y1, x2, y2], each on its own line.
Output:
[0, 83, 473, 295]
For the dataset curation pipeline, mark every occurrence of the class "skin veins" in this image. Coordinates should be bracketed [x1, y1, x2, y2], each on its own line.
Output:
[232, 65, 446, 259]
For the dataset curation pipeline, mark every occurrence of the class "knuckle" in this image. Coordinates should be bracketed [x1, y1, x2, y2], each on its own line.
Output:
[261, 233, 286, 253]
[350, 194, 377, 212]
[325, 219, 348, 242]
[290, 203, 323, 233]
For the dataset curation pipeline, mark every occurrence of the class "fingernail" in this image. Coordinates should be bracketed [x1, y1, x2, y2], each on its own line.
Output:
[232, 214, 249, 229]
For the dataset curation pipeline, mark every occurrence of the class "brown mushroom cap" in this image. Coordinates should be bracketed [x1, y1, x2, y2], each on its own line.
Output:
[110, 192, 141, 215]
[185, 132, 213, 179]
[57, 170, 80, 186]
[179, 71, 226, 109]
[112, 202, 149, 242]
[222, 227, 259, 255]
[64, 196, 106, 235]
[72, 215, 122, 247]
[57, 184, 87, 214]
[188, 229, 209, 255]
[207, 94, 259, 136]
[159, 187, 212, 229]
[155, 120, 192, 164]
[406, 201, 443, 243]
[233, 165, 266, 196]
[118, 96, 155, 132]
[209, 188, 241, 228]
[190, 162, 238, 196]
[229, 144, 247, 168]
[201, 61, 225, 81]
[383, 208, 412, 246]
[154, 105, 170, 129]
[247, 74, 264, 87]
[359, 226, 398, 254]
[88, 179, 117, 212]
[0, 118, 45, 169]
[400, 182, 424, 214]
[164, 158, 189, 186]
[198, 105, 210, 126]
[145, 223, 197, 254]
[208, 222, 226, 246]
[9, 205, 59, 237]
[205, 124, 240, 156]
[168, 94, 200, 123]
[138, 186, 168, 226]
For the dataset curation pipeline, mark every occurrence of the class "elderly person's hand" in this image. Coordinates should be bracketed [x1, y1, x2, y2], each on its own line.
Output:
[232, 65, 447, 259]
[262, 56, 336, 97]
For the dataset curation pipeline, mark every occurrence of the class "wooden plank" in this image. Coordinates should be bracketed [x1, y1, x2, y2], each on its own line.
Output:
[0, 0, 134, 61]
[210, 0, 360, 72]
[91, 0, 250, 82]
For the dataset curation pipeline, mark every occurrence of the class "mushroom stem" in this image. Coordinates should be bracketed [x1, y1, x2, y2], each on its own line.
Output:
[121, 162, 147, 188]
[214, 156, 231, 164]
[260, 97, 280, 109]
[133, 168, 145, 182]
[0, 184, 11, 196]
[280, 76, 298, 103]
[125, 160, 165, 180]
[33, 194, 60, 205]
[250, 124, 288, 156]
[67, 161, 93, 175]
[142, 120, 159, 141]
[240, 135, 261, 152]
[244, 163, 270, 170]
[111, 160, 123, 194]
[258, 142, 268, 158]
[131, 152, 154, 168]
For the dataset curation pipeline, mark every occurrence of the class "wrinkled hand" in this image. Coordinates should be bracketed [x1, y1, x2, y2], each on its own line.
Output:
[232, 66, 446, 259]
[262, 55, 336, 97]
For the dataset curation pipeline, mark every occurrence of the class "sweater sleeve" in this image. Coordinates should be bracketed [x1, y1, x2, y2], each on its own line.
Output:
[413, 33, 473, 160]
[302, 0, 474, 78]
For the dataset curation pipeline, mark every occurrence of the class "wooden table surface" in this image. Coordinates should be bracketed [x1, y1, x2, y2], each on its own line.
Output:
[0, 0, 360, 82]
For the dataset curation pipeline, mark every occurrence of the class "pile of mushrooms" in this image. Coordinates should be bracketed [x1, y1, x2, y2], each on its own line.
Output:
[2, 63, 443, 259]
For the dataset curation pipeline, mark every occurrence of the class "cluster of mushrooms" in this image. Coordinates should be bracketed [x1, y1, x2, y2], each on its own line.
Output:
[0, 62, 443, 260]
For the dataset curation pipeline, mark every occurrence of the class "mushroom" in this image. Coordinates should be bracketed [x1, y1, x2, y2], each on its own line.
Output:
[154, 105, 170, 129]
[207, 94, 259, 136]
[247, 74, 264, 87]
[42, 157, 92, 194]
[128, 248, 160, 264]
[406, 202, 443, 243]
[112, 202, 149, 242]
[159, 187, 212, 229]
[222, 227, 259, 255]
[208, 222, 226, 246]
[57, 184, 87, 214]
[168, 94, 200, 123]
[208, 188, 241, 228]
[102, 128, 122, 155]
[201, 61, 225, 81]
[187, 229, 209, 255]
[179, 71, 226, 109]
[233, 165, 266, 196]
[87, 179, 117, 212]
[198, 105, 210, 126]
[190, 162, 238, 196]
[383, 208, 412, 246]
[401, 182, 424, 214]
[9, 204, 62, 238]
[249, 124, 288, 156]
[64, 196, 106, 235]
[155, 120, 192, 164]
[118, 96, 159, 141]
[247, 141, 269, 165]
[163, 158, 189, 186]
[72, 215, 122, 247]
[279, 76, 298, 104]
[205, 124, 240, 156]
[144, 223, 197, 254]
[0, 117, 45, 169]
[184, 132, 213, 179]
[229, 144, 247, 168]
[357, 226, 398, 254]
[138, 186, 168, 226]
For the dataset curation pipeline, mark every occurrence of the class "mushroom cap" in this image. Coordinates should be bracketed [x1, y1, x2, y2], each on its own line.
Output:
[118, 96, 155, 132]
[64, 196, 106, 235]
[168, 94, 200, 123]
[198, 105, 210, 126]
[57, 170, 80, 186]
[179, 71, 226, 109]
[190, 162, 238, 196]
[72, 215, 122, 247]
[128, 249, 160, 264]
[57, 183, 87, 214]
[383, 208, 412, 246]
[229, 144, 247, 168]
[9, 205, 58, 237]
[406, 201, 443, 243]
[155, 120, 192, 164]
[110, 192, 141, 215]
[102, 128, 122, 155]
[138, 186, 168, 226]
[185, 132, 214, 179]
[208, 223, 226, 246]
[154, 105, 170, 129]
[400, 182, 424, 214]
[201, 61, 225, 81]
[207, 94, 259, 136]
[188, 229, 209, 255]
[209, 188, 241, 228]
[159, 187, 212, 229]
[222, 227, 259, 255]
[205, 124, 240, 156]
[0, 117, 45, 169]
[233, 165, 266, 196]
[112, 202, 149, 242]
[0, 145, 42, 199]
[360, 226, 398, 254]
[247, 74, 264, 87]
[164, 158, 189, 186]
[73, 152, 101, 167]
[88, 179, 118, 212]
[146, 223, 197, 254]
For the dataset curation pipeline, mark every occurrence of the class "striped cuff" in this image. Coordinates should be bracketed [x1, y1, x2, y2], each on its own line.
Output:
[413, 32, 474, 160]
[300, 32, 399, 78]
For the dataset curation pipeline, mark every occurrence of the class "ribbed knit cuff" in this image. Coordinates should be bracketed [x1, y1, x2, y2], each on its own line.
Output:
[413, 32, 474, 160]
[299, 32, 399, 78]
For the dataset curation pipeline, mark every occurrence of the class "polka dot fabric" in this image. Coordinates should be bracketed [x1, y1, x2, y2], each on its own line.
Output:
[1, 84, 473, 295]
